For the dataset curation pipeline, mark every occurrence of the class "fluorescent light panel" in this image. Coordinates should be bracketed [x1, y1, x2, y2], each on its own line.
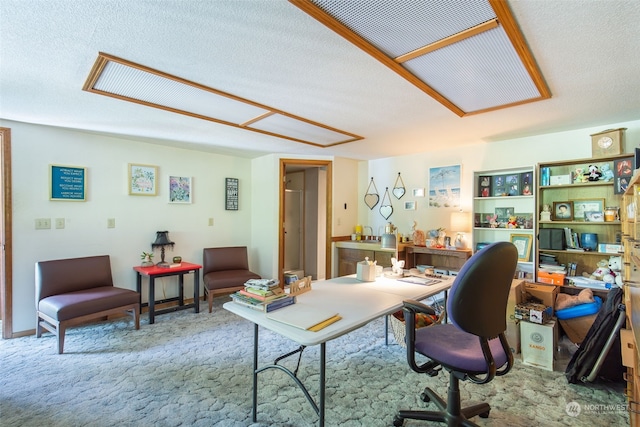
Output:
[83, 53, 362, 148]
[293, 0, 550, 116]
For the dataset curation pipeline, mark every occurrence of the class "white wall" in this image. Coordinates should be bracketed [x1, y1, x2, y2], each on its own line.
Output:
[360, 120, 640, 240]
[4, 119, 639, 333]
[4, 120, 254, 333]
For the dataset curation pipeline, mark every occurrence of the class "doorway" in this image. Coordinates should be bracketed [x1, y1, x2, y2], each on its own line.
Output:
[0, 127, 12, 339]
[279, 159, 332, 286]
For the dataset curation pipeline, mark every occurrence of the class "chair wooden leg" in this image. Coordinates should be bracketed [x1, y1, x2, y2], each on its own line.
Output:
[57, 325, 65, 354]
[207, 290, 214, 313]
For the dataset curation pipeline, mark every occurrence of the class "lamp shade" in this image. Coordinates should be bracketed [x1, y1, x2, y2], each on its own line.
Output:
[152, 231, 174, 247]
[450, 211, 471, 233]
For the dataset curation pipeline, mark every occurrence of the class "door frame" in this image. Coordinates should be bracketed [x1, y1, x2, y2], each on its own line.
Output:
[1, 127, 12, 338]
[278, 159, 332, 285]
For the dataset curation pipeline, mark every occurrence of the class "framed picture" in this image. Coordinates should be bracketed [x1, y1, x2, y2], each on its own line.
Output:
[412, 188, 425, 198]
[50, 164, 86, 201]
[225, 177, 239, 210]
[510, 233, 532, 262]
[519, 172, 533, 196]
[552, 201, 573, 220]
[494, 207, 514, 223]
[128, 163, 157, 196]
[585, 211, 605, 222]
[477, 176, 491, 197]
[492, 175, 506, 197]
[617, 176, 630, 194]
[168, 176, 192, 203]
[571, 198, 605, 221]
[404, 201, 416, 210]
[505, 174, 519, 196]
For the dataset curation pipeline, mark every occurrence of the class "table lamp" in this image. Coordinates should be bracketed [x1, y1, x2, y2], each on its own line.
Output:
[450, 211, 471, 249]
[151, 231, 174, 267]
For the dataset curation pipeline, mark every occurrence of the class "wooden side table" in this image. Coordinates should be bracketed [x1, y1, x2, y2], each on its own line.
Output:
[133, 262, 202, 324]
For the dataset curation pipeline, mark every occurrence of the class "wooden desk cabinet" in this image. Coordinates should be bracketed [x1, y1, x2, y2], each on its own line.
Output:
[404, 246, 472, 272]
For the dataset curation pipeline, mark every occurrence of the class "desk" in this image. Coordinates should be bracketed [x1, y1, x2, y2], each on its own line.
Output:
[223, 275, 453, 426]
[133, 262, 201, 324]
[405, 246, 471, 272]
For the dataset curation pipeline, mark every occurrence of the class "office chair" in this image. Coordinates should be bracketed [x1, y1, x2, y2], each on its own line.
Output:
[394, 241, 518, 427]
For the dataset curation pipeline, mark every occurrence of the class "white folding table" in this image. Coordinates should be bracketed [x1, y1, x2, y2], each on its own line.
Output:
[223, 274, 453, 426]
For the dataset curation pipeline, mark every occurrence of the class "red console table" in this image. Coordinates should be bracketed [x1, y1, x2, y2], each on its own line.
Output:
[133, 262, 202, 324]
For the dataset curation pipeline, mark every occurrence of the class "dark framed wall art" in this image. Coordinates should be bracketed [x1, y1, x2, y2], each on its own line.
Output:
[225, 177, 239, 210]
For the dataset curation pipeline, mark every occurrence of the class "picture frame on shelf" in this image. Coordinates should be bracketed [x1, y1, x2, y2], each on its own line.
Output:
[510, 233, 532, 262]
[552, 201, 573, 220]
[572, 198, 605, 221]
[505, 174, 519, 196]
[477, 176, 491, 197]
[614, 157, 633, 194]
[168, 176, 192, 204]
[128, 163, 157, 196]
[520, 172, 533, 195]
[494, 207, 514, 223]
[585, 211, 605, 222]
[492, 175, 506, 197]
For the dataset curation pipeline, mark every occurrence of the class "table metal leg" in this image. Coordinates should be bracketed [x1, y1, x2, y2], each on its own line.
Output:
[149, 277, 155, 324]
[194, 271, 200, 313]
[252, 323, 259, 423]
[385, 315, 389, 345]
[178, 273, 184, 306]
[319, 342, 326, 427]
[136, 273, 142, 314]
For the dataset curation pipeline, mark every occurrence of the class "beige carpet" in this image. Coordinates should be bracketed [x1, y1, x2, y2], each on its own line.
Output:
[0, 296, 628, 426]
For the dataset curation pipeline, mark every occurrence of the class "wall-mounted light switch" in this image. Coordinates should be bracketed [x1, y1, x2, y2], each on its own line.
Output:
[208, 218, 214, 226]
[107, 218, 116, 228]
[55, 218, 65, 229]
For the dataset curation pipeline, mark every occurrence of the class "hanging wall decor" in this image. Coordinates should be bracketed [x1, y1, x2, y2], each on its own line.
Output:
[364, 177, 379, 210]
[379, 187, 393, 220]
[429, 164, 461, 209]
[392, 172, 405, 199]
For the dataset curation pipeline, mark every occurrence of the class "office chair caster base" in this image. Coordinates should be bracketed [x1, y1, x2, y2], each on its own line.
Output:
[393, 415, 404, 426]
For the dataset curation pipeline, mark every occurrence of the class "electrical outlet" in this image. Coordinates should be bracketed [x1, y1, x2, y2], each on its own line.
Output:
[208, 218, 214, 226]
[107, 218, 116, 228]
[55, 218, 65, 229]
[35, 218, 51, 230]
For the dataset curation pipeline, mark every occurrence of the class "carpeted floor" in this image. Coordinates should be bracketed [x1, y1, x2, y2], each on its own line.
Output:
[0, 296, 629, 426]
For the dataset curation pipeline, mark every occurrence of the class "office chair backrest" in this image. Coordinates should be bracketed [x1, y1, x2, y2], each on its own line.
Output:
[446, 241, 518, 339]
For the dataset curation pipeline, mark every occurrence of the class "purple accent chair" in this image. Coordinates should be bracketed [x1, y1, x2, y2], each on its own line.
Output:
[394, 241, 518, 427]
[36, 255, 140, 354]
[203, 246, 260, 313]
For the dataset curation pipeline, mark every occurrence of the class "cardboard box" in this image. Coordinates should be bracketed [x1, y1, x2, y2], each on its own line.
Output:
[537, 270, 566, 286]
[506, 280, 525, 353]
[523, 282, 559, 315]
[521, 320, 558, 371]
[515, 302, 552, 324]
[559, 314, 597, 345]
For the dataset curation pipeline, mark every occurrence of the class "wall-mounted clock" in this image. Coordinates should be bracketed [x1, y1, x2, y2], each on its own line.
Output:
[591, 128, 626, 157]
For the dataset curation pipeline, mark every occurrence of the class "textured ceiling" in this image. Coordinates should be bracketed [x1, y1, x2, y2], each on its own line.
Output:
[1, 0, 639, 160]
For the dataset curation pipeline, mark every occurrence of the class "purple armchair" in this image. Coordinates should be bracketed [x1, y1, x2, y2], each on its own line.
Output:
[203, 246, 260, 313]
[35, 255, 140, 354]
[394, 242, 518, 426]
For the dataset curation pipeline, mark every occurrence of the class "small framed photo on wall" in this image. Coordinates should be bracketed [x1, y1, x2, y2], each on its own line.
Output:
[168, 176, 192, 204]
[226, 178, 239, 210]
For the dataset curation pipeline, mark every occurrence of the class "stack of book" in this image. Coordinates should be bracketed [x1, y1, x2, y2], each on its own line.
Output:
[230, 278, 296, 312]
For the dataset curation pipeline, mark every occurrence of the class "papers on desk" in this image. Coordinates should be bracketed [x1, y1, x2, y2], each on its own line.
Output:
[398, 276, 441, 286]
[266, 303, 341, 331]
